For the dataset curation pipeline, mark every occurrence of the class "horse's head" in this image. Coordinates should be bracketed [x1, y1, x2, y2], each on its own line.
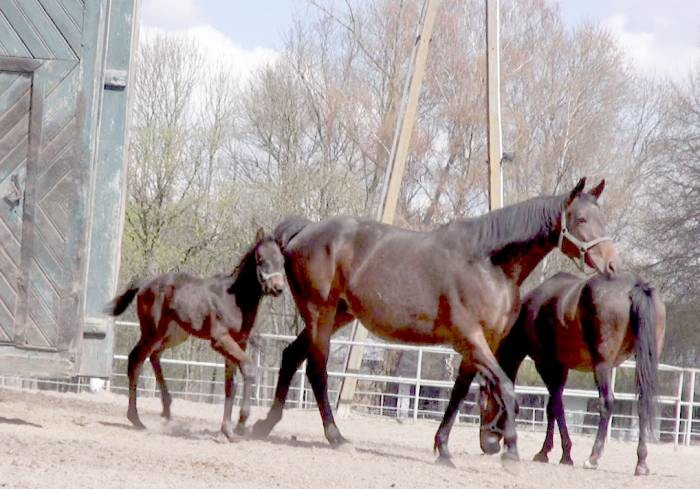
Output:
[478, 382, 507, 455]
[558, 178, 620, 277]
[253, 228, 286, 296]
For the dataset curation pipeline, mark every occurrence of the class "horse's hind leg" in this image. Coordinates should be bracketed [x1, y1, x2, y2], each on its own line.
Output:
[127, 337, 158, 429]
[433, 361, 476, 465]
[534, 366, 572, 465]
[584, 363, 614, 469]
[635, 392, 650, 476]
[149, 350, 171, 419]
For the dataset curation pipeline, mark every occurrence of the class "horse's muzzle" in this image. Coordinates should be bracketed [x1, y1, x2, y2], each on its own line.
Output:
[480, 431, 502, 455]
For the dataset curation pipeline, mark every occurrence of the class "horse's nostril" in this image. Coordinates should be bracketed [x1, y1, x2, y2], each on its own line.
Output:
[607, 261, 617, 275]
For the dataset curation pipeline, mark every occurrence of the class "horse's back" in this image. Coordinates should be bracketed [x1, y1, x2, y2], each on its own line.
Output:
[523, 271, 660, 370]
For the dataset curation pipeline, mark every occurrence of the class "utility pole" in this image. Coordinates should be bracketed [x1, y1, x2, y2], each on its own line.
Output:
[486, 0, 503, 210]
[336, 0, 440, 415]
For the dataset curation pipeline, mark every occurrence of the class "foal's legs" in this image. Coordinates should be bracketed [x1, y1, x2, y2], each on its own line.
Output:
[584, 363, 614, 469]
[220, 354, 255, 440]
[127, 335, 159, 429]
[149, 349, 171, 419]
[433, 360, 477, 463]
[221, 359, 240, 440]
[235, 358, 255, 435]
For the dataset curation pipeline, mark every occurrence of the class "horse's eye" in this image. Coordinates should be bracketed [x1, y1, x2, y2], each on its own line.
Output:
[577, 217, 587, 224]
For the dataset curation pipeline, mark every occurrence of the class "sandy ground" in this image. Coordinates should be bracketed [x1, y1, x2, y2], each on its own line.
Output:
[0, 388, 697, 489]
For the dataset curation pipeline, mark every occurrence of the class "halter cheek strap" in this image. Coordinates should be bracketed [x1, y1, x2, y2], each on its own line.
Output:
[557, 212, 611, 272]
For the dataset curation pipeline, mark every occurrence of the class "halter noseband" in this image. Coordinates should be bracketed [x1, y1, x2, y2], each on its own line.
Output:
[259, 271, 284, 281]
[557, 212, 611, 272]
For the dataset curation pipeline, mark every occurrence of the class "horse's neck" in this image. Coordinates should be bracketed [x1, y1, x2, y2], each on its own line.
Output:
[485, 202, 562, 285]
[493, 238, 558, 285]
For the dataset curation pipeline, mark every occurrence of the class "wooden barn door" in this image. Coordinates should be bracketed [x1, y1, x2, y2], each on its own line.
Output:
[0, 0, 104, 377]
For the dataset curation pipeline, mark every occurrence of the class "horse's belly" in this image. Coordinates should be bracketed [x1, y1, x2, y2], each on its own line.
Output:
[349, 300, 448, 345]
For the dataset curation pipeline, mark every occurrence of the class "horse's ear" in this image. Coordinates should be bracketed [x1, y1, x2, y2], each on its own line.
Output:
[255, 227, 266, 242]
[565, 177, 586, 207]
[590, 179, 605, 200]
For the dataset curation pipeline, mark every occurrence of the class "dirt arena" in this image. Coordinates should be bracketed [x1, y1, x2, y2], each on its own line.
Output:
[0, 388, 697, 489]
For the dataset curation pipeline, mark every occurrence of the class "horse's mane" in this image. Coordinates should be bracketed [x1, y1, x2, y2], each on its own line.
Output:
[447, 194, 567, 256]
[228, 235, 276, 293]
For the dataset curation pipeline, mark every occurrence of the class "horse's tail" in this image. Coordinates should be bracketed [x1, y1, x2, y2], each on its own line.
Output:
[630, 280, 659, 437]
[104, 279, 142, 316]
[273, 216, 311, 251]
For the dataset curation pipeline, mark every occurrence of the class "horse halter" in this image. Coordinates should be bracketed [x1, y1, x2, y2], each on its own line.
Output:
[557, 212, 611, 272]
[259, 271, 284, 281]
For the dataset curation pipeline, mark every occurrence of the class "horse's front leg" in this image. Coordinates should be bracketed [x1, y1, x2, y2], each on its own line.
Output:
[433, 360, 476, 465]
[304, 307, 348, 447]
[252, 332, 310, 438]
[469, 333, 520, 463]
[584, 363, 614, 469]
[220, 359, 239, 440]
[235, 353, 254, 436]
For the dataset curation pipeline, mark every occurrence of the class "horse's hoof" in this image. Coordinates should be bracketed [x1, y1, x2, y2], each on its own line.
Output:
[435, 455, 457, 468]
[127, 413, 146, 430]
[160, 411, 171, 420]
[234, 423, 251, 437]
[251, 420, 272, 439]
[501, 452, 521, 475]
[583, 459, 598, 470]
[560, 457, 574, 466]
[221, 426, 236, 442]
[533, 452, 549, 463]
[334, 440, 356, 454]
[634, 464, 650, 476]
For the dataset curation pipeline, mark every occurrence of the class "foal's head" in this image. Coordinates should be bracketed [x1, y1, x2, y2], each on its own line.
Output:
[251, 228, 285, 296]
[558, 178, 620, 277]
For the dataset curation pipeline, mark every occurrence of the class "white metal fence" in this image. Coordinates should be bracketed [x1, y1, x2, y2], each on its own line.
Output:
[105, 320, 700, 448]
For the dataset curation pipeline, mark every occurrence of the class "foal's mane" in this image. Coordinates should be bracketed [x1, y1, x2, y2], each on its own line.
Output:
[447, 194, 566, 256]
[228, 236, 276, 294]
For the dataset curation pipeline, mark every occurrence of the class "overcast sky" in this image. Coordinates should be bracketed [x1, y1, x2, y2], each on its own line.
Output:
[140, 0, 700, 80]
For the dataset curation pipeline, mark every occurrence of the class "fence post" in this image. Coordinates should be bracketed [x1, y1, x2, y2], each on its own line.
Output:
[414, 348, 423, 421]
[674, 370, 684, 449]
[255, 349, 262, 406]
[685, 370, 696, 447]
[298, 360, 306, 409]
[607, 367, 617, 441]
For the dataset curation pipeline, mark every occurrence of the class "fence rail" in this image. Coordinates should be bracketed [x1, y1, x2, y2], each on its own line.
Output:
[2, 319, 697, 448]
[105, 320, 700, 448]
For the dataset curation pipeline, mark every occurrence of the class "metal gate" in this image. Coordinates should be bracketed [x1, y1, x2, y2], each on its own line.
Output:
[0, 0, 137, 377]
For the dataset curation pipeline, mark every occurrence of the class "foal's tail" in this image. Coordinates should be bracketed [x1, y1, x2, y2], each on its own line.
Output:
[104, 279, 142, 316]
[273, 216, 311, 251]
[630, 280, 659, 437]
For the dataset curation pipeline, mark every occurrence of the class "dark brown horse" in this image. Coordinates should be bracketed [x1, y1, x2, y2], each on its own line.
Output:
[478, 271, 665, 475]
[105, 229, 285, 439]
[252, 178, 619, 463]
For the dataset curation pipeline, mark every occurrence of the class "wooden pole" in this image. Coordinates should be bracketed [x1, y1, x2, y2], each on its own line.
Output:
[336, 0, 439, 415]
[486, 0, 503, 210]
